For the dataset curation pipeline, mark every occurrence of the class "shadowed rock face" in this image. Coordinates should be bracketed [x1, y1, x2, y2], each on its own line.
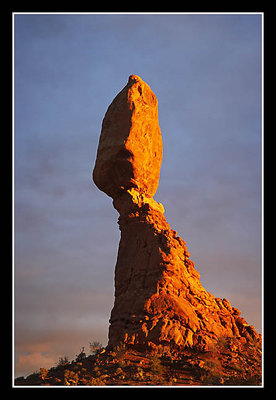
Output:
[92, 75, 261, 351]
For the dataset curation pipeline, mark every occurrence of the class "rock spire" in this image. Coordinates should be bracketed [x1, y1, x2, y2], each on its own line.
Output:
[93, 75, 261, 351]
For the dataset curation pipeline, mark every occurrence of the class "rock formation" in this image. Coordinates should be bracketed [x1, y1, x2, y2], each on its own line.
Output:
[93, 75, 261, 352]
[93, 74, 163, 200]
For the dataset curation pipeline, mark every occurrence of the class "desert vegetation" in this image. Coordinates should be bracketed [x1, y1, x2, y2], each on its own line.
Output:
[15, 335, 262, 387]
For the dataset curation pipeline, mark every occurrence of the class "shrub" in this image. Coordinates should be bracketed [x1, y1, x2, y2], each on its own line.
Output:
[39, 368, 48, 381]
[89, 341, 103, 355]
[199, 359, 222, 385]
[112, 342, 126, 366]
[93, 365, 101, 377]
[57, 356, 69, 367]
[134, 366, 144, 381]
[75, 347, 86, 362]
[85, 377, 105, 386]
[149, 354, 164, 375]
[115, 367, 125, 379]
[229, 362, 243, 373]
[224, 374, 261, 386]
[114, 342, 126, 358]
[14, 376, 26, 385]
[215, 336, 229, 352]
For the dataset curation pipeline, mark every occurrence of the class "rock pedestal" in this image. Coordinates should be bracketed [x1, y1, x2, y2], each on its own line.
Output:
[93, 75, 261, 351]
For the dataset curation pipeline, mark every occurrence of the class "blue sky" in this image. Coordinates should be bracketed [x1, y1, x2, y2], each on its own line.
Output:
[14, 13, 262, 377]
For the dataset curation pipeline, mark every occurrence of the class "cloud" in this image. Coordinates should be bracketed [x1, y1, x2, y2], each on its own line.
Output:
[14, 285, 113, 377]
[15, 321, 110, 378]
[15, 352, 56, 378]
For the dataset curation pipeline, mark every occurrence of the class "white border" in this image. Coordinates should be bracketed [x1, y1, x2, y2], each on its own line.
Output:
[12, 11, 15, 388]
[261, 11, 264, 388]
[12, 11, 264, 389]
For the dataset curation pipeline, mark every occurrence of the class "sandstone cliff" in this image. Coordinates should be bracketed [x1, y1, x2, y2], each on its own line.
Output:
[93, 75, 261, 352]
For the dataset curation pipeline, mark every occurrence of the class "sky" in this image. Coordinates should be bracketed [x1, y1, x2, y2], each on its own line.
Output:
[14, 12, 263, 378]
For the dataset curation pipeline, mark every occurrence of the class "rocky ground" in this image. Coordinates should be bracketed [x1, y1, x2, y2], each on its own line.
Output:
[15, 337, 262, 387]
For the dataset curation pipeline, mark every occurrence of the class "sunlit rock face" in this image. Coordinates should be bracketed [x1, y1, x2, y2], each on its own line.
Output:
[93, 75, 261, 351]
[93, 74, 163, 200]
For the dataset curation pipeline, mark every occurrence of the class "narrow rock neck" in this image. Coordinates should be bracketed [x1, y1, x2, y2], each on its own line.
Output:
[112, 188, 164, 217]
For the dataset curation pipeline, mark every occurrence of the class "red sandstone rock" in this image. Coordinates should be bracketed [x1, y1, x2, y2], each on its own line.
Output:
[93, 75, 163, 199]
[92, 75, 261, 352]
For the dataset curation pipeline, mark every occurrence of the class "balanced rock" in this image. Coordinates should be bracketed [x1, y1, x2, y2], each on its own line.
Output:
[92, 75, 261, 352]
[93, 74, 163, 200]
